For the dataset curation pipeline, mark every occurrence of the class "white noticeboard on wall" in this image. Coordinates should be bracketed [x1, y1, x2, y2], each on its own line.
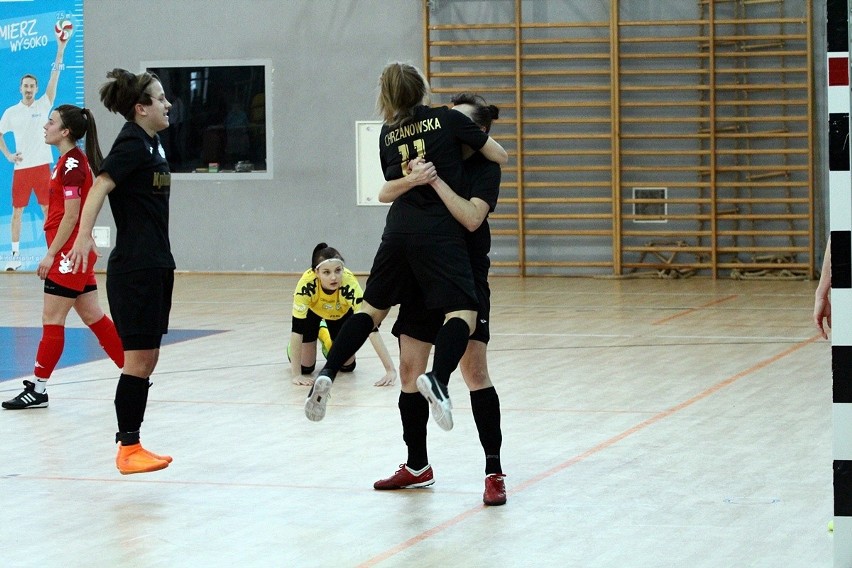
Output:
[355, 121, 389, 206]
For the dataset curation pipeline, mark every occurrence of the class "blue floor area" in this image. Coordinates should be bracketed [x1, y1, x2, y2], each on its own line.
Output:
[0, 327, 226, 383]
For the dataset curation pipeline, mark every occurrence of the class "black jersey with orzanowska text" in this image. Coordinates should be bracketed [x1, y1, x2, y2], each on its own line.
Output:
[100, 121, 175, 274]
[379, 104, 489, 235]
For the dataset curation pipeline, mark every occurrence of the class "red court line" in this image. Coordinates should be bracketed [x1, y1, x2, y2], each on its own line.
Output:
[355, 333, 821, 568]
[652, 294, 738, 325]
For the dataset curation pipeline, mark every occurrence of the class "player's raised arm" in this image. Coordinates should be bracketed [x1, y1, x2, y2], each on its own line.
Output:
[45, 32, 68, 105]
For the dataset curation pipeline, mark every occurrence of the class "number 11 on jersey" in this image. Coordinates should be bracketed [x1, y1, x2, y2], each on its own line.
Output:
[398, 138, 426, 176]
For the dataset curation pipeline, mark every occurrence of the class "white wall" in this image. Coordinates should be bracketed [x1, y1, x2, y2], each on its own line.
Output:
[83, 0, 830, 274]
[84, 0, 422, 273]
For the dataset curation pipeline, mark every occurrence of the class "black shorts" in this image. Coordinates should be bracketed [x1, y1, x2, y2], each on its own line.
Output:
[364, 232, 478, 314]
[292, 309, 352, 341]
[107, 268, 173, 350]
[44, 278, 97, 299]
[392, 300, 443, 344]
[392, 267, 491, 344]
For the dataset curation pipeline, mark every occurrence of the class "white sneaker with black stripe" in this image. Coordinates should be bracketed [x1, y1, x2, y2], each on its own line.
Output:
[2, 380, 49, 409]
[304, 375, 332, 421]
[416, 372, 453, 431]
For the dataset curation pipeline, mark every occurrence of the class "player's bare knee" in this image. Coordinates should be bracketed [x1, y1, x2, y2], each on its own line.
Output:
[74, 305, 104, 325]
[462, 366, 491, 390]
[398, 360, 422, 390]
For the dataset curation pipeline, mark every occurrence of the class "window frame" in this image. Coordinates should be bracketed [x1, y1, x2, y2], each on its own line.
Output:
[141, 58, 274, 181]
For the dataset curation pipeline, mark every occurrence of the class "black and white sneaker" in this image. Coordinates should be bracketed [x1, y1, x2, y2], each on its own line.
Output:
[2, 380, 49, 409]
[416, 372, 453, 431]
[304, 375, 332, 422]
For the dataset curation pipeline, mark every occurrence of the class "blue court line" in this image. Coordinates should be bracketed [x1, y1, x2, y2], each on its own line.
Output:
[0, 327, 226, 383]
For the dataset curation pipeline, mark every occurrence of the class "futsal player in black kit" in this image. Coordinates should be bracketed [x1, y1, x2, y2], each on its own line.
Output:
[304, 63, 507, 430]
[375, 94, 507, 506]
[70, 68, 175, 475]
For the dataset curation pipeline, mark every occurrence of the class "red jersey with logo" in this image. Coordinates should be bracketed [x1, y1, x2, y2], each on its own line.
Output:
[44, 145, 93, 242]
[44, 146, 97, 291]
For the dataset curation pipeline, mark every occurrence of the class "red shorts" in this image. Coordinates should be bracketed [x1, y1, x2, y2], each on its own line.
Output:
[12, 164, 50, 208]
[45, 231, 98, 292]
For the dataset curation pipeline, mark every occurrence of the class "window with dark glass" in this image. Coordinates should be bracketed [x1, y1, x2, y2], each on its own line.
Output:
[146, 64, 268, 174]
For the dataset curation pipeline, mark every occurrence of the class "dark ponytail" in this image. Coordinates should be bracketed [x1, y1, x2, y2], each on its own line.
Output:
[311, 242, 345, 270]
[450, 92, 499, 134]
[54, 104, 104, 175]
[99, 68, 159, 121]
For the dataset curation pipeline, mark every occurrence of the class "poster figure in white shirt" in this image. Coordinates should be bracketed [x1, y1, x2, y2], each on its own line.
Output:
[0, 33, 66, 270]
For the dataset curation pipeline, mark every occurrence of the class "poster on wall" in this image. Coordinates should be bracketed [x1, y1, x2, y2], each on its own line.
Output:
[0, 0, 83, 271]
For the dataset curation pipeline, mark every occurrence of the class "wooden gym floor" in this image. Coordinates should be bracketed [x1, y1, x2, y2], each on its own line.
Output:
[0, 272, 832, 567]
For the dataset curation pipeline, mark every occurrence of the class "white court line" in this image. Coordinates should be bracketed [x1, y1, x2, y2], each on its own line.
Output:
[492, 332, 815, 341]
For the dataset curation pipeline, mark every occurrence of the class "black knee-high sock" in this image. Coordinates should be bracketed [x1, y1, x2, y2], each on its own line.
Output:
[471, 387, 503, 475]
[430, 317, 470, 385]
[320, 312, 374, 381]
[115, 374, 151, 445]
[399, 392, 430, 470]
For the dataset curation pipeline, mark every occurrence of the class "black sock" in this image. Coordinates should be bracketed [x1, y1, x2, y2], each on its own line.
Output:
[430, 317, 470, 385]
[115, 373, 150, 440]
[399, 392, 429, 470]
[471, 387, 503, 474]
[320, 312, 374, 381]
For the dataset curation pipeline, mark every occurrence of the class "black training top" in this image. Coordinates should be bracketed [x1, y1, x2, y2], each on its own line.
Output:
[379, 104, 489, 236]
[101, 121, 175, 274]
[464, 152, 501, 261]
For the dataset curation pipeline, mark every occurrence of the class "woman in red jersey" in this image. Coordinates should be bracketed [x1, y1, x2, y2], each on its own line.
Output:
[2, 105, 124, 411]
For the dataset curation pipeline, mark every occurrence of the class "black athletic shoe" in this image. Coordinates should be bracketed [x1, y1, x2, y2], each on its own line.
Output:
[2, 380, 49, 409]
[416, 372, 453, 431]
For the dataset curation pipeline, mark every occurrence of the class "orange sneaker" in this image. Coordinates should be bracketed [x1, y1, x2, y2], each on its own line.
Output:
[139, 446, 173, 463]
[116, 443, 170, 475]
